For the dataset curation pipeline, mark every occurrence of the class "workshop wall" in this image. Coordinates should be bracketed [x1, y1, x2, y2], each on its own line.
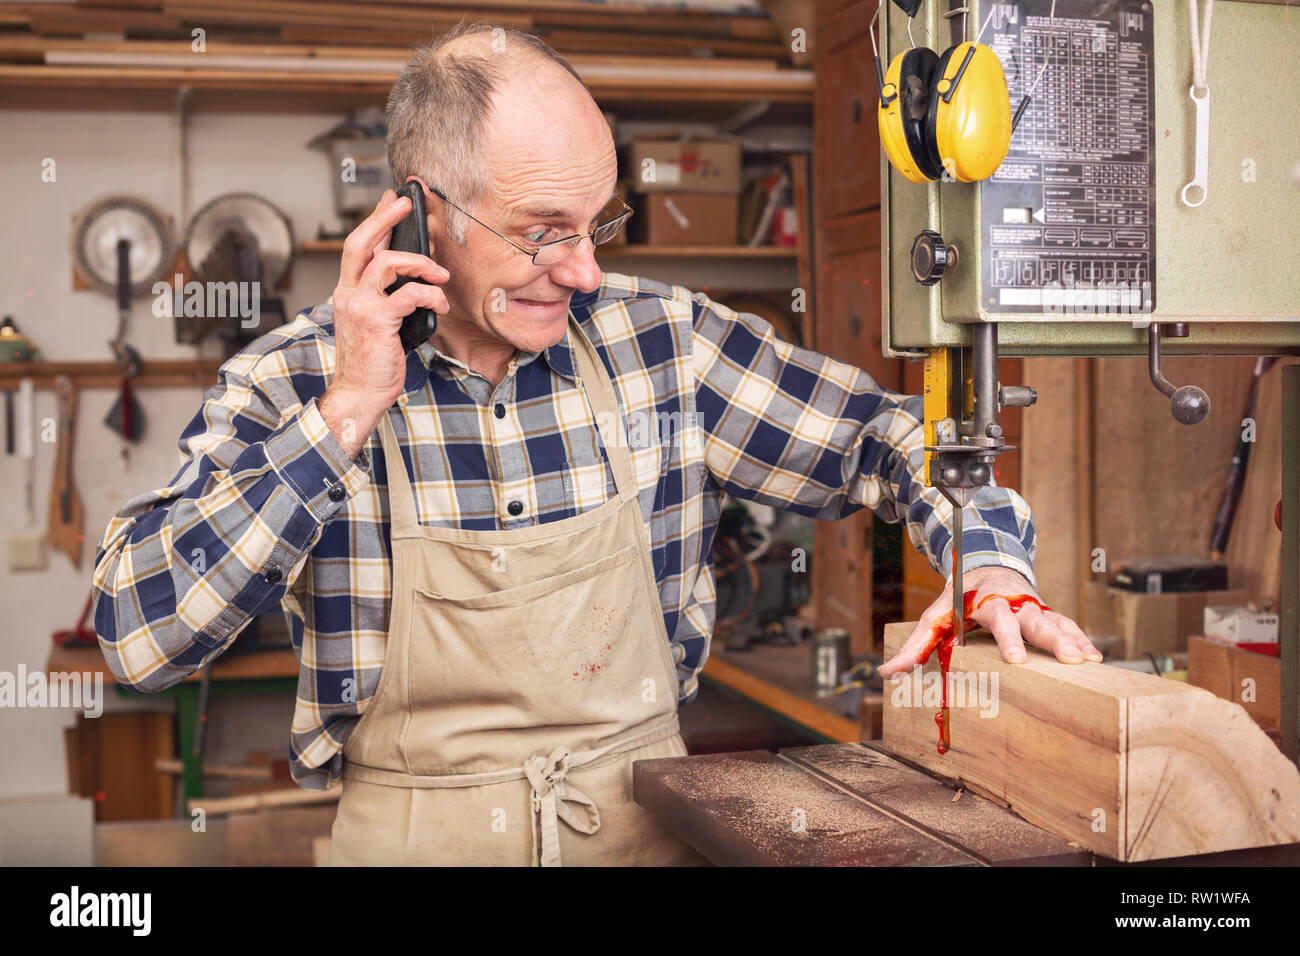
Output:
[0, 108, 350, 800]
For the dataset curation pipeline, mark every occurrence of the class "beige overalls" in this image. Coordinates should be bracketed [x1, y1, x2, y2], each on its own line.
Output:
[328, 316, 707, 866]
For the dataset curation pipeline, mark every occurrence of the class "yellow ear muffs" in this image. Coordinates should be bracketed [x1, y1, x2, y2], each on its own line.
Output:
[926, 41, 1012, 183]
[878, 46, 943, 184]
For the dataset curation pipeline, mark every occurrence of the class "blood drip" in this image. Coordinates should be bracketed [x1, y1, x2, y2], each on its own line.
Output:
[915, 592, 1053, 755]
[977, 593, 1052, 616]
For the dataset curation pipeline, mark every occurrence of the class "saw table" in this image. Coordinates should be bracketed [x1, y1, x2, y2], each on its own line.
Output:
[634, 743, 1300, 866]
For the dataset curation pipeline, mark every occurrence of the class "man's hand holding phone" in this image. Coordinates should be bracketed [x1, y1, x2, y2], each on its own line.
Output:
[320, 187, 450, 459]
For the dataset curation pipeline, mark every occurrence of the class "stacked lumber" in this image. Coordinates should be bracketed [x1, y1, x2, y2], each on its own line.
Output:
[0, 0, 812, 102]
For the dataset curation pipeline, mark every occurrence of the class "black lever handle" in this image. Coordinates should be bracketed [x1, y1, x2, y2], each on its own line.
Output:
[1149, 323, 1210, 424]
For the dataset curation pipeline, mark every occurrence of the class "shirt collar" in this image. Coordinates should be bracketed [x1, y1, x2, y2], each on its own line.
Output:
[402, 306, 589, 395]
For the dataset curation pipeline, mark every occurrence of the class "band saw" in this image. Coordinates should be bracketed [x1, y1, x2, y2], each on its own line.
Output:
[635, 0, 1300, 865]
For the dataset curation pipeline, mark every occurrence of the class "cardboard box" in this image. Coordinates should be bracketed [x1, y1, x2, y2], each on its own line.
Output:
[637, 193, 738, 246]
[629, 136, 742, 194]
[1187, 636, 1281, 731]
[1204, 605, 1279, 652]
[1108, 587, 1248, 659]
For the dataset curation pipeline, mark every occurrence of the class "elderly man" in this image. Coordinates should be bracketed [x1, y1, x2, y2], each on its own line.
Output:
[93, 20, 1100, 866]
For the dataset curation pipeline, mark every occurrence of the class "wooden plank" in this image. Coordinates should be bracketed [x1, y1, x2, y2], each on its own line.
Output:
[67, 713, 174, 822]
[882, 621, 1300, 860]
[0, 63, 812, 100]
[190, 786, 339, 817]
[1226, 359, 1300, 607]
[780, 743, 1091, 865]
[154, 758, 274, 780]
[1187, 636, 1281, 731]
[536, 29, 784, 59]
[632, 749, 976, 865]
[1019, 357, 1082, 623]
[786, 151, 813, 347]
[0, 359, 223, 390]
[27, 6, 181, 34]
[1092, 355, 1256, 564]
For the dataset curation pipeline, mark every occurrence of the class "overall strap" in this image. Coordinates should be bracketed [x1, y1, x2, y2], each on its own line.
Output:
[377, 411, 420, 531]
[567, 317, 638, 502]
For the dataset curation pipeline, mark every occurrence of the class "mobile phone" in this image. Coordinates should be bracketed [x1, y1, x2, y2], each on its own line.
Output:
[384, 180, 439, 353]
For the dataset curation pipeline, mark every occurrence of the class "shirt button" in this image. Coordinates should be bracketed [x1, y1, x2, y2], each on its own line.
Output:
[494, 403, 506, 419]
[507, 500, 523, 517]
[264, 567, 283, 584]
[328, 484, 346, 502]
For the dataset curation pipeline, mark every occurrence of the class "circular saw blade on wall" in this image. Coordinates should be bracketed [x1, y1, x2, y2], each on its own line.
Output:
[72, 195, 174, 295]
[180, 192, 294, 345]
[184, 192, 293, 289]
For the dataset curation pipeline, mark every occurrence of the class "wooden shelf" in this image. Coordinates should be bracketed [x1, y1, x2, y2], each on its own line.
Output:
[0, 63, 811, 107]
[0, 360, 224, 390]
[299, 239, 796, 259]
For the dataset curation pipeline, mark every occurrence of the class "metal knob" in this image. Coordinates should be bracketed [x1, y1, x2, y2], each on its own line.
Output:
[911, 230, 957, 286]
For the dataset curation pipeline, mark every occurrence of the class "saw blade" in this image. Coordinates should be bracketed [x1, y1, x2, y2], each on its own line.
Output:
[183, 192, 294, 290]
[73, 195, 174, 295]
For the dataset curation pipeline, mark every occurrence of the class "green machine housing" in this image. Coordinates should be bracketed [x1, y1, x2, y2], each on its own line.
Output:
[881, 0, 1300, 357]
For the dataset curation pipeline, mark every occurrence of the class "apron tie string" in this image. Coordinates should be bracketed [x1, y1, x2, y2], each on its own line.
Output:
[523, 746, 601, 867]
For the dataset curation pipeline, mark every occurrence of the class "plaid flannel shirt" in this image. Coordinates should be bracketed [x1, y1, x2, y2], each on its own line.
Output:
[92, 272, 1037, 790]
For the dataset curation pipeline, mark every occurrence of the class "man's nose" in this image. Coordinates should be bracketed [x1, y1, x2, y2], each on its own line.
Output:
[550, 237, 603, 294]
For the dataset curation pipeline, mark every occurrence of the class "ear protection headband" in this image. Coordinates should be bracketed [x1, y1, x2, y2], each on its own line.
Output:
[871, 0, 1016, 184]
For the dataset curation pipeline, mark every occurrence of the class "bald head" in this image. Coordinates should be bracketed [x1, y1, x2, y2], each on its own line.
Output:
[385, 20, 601, 245]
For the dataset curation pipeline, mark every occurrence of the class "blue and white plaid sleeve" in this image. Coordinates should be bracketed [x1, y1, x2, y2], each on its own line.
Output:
[92, 338, 370, 692]
[689, 295, 1037, 590]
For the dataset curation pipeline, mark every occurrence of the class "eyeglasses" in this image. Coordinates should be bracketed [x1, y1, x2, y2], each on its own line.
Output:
[430, 186, 632, 266]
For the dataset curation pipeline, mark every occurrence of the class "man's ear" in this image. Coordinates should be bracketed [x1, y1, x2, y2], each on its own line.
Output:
[400, 174, 435, 206]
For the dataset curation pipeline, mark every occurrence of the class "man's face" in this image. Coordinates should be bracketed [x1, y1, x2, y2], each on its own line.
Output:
[423, 69, 618, 357]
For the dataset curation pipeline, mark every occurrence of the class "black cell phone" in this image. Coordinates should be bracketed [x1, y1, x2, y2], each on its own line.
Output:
[384, 180, 439, 353]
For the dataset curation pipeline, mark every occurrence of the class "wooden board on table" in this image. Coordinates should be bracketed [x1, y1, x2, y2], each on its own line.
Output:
[633, 749, 976, 865]
[881, 621, 1300, 861]
[780, 744, 1089, 865]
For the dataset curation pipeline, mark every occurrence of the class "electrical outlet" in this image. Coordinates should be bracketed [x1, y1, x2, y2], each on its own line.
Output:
[7, 531, 47, 571]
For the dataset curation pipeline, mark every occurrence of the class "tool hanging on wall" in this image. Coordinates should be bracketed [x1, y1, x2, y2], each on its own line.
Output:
[72, 195, 174, 455]
[1180, 0, 1215, 207]
[181, 192, 294, 354]
[47, 375, 83, 568]
[0, 316, 42, 458]
[52, 592, 99, 647]
[6, 377, 46, 572]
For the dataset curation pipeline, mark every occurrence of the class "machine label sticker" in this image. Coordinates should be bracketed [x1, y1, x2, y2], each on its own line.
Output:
[981, 0, 1156, 317]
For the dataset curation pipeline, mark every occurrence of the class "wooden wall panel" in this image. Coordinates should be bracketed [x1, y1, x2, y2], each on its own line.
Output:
[1092, 356, 1256, 566]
